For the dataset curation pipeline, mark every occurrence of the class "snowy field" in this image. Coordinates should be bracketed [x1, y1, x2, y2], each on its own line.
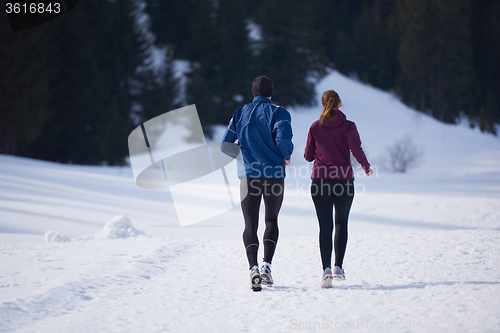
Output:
[1, 71, 500, 332]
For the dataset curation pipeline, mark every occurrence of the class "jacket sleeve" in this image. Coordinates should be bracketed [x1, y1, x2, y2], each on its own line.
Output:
[220, 115, 239, 158]
[272, 107, 294, 160]
[346, 122, 370, 170]
[304, 126, 316, 162]
[221, 116, 237, 143]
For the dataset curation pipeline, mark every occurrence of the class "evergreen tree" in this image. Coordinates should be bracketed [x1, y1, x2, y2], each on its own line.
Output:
[96, 0, 148, 164]
[392, 0, 473, 123]
[336, 0, 398, 90]
[135, 48, 179, 124]
[470, 0, 500, 133]
[144, 0, 195, 59]
[212, 0, 253, 122]
[327, 0, 364, 73]
[183, 0, 222, 131]
[184, 0, 253, 131]
[32, 0, 148, 164]
[304, 0, 344, 70]
[31, 1, 103, 163]
[255, 0, 326, 107]
[0, 19, 53, 156]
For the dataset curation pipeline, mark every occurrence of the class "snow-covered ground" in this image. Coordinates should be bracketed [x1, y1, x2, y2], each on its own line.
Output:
[1, 71, 500, 332]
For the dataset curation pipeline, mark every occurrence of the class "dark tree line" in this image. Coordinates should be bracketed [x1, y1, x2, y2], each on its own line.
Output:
[0, 0, 176, 164]
[328, 0, 499, 133]
[1, 0, 498, 165]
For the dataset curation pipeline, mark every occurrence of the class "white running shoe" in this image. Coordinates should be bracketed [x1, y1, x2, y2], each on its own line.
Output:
[250, 265, 262, 291]
[321, 267, 333, 288]
[332, 266, 346, 281]
[261, 262, 273, 285]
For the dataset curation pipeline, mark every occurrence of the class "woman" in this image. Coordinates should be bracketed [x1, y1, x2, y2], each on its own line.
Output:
[304, 90, 372, 289]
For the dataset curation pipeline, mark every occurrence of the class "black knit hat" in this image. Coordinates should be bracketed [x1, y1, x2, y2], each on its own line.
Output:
[252, 75, 274, 97]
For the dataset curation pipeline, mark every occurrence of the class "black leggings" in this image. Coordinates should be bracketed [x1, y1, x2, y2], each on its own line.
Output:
[311, 179, 354, 270]
[240, 178, 284, 269]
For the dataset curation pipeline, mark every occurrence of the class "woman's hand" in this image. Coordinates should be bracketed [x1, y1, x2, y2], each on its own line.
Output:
[365, 168, 373, 177]
[284, 158, 291, 165]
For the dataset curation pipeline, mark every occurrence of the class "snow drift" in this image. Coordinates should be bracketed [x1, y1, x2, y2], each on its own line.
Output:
[94, 215, 145, 240]
[45, 230, 71, 243]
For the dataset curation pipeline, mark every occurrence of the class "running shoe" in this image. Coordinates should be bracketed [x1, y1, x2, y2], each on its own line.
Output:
[321, 267, 333, 288]
[332, 266, 346, 281]
[260, 262, 274, 285]
[250, 265, 262, 291]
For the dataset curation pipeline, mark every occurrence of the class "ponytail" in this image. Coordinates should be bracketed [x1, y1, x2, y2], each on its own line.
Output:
[319, 90, 341, 126]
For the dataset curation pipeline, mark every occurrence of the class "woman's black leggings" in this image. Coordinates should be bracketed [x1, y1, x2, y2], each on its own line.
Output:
[240, 178, 284, 269]
[311, 179, 354, 270]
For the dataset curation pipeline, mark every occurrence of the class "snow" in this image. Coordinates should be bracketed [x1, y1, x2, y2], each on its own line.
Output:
[94, 215, 145, 240]
[1, 70, 500, 332]
[172, 59, 191, 105]
[44, 230, 70, 244]
[247, 20, 262, 42]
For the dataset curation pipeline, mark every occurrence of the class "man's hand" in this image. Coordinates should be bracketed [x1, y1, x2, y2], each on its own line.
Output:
[284, 158, 291, 165]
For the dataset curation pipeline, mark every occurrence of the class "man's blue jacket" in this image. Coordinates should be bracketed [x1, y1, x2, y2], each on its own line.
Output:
[221, 96, 293, 179]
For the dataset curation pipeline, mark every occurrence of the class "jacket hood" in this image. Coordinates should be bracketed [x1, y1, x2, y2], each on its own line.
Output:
[322, 109, 347, 128]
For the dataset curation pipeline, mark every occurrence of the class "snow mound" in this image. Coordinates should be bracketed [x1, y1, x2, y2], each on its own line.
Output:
[95, 215, 145, 239]
[45, 230, 71, 243]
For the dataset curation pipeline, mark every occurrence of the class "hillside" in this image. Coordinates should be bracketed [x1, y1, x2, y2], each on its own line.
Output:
[1, 71, 499, 332]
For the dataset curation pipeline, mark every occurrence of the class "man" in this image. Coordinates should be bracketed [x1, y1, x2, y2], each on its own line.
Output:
[221, 75, 293, 291]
